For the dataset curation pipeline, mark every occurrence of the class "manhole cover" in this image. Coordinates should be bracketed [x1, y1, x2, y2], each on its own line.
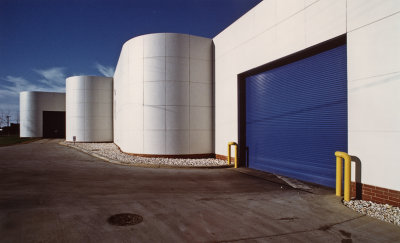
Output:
[108, 213, 143, 226]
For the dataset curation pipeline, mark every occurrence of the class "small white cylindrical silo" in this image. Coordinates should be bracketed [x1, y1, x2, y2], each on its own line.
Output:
[66, 76, 113, 142]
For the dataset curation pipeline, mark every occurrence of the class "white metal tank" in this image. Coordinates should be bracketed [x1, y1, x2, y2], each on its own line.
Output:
[113, 33, 213, 155]
[66, 76, 113, 142]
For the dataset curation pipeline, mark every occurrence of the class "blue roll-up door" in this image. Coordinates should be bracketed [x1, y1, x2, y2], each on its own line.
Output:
[245, 45, 347, 187]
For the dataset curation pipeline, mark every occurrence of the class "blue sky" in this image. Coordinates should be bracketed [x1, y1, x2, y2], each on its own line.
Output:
[0, 0, 261, 123]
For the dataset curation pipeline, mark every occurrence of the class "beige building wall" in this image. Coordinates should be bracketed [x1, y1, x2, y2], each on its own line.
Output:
[347, 0, 400, 191]
[213, 0, 346, 156]
[213, 0, 400, 191]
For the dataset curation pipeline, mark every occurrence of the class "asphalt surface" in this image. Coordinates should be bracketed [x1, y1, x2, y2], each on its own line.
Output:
[0, 139, 399, 242]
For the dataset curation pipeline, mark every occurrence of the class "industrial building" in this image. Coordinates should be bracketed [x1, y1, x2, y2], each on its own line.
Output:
[20, 91, 66, 138]
[20, 1, 400, 206]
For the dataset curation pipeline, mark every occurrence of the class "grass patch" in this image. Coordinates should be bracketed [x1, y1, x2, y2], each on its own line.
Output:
[0, 136, 39, 147]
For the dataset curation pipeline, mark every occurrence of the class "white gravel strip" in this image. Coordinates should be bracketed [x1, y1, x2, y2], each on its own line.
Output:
[344, 200, 400, 226]
[62, 142, 228, 167]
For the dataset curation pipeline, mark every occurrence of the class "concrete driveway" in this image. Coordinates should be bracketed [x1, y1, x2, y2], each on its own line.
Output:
[0, 139, 399, 242]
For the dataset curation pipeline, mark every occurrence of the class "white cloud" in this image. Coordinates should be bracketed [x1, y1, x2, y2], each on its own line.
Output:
[33, 67, 66, 92]
[95, 63, 115, 77]
[3, 75, 29, 88]
[0, 76, 46, 123]
[0, 76, 44, 97]
[0, 67, 67, 122]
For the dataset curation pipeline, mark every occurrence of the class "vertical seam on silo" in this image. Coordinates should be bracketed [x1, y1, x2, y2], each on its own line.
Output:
[84, 77, 86, 142]
[165, 33, 167, 154]
[142, 37, 145, 153]
[188, 35, 191, 154]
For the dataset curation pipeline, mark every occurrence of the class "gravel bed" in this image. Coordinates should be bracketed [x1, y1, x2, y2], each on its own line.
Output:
[344, 200, 400, 226]
[62, 142, 227, 167]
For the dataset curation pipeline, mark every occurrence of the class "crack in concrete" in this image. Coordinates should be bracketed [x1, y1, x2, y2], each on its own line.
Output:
[215, 215, 365, 243]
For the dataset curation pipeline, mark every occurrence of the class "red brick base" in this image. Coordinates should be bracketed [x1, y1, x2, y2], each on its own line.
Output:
[215, 154, 229, 161]
[351, 182, 400, 207]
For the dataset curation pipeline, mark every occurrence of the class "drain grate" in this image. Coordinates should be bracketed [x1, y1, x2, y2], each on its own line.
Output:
[108, 213, 143, 226]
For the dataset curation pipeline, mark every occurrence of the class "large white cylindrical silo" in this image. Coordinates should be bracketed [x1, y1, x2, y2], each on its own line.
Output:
[20, 91, 66, 137]
[66, 76, 113, 142]
[114, 33, 213, 156]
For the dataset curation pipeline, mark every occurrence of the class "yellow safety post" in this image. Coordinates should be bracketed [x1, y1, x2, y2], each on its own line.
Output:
[335, 151, 351, 202]
[227, 142, 238, 168]
[336, 155, 342, 197]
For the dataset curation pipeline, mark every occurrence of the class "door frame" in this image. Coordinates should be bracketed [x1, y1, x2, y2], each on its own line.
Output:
[237, 34, 347, 167]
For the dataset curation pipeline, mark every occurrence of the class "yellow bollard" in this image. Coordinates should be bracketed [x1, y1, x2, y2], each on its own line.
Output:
[344, 154, 351, 202]
[227, 142, 238, 168]
[336, 156, 342, 197]
[227, 143, 231, 165]
[335, 151, 351, 202]
[234, 144, 238, 168]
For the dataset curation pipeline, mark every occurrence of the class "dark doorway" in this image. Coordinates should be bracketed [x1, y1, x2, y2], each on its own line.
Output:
[42, 111, 65, 138]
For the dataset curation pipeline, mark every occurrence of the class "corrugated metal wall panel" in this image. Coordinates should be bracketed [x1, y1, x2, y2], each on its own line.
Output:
[245, 45, 347, 187]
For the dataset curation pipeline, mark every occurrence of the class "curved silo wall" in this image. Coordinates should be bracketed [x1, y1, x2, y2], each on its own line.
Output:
[114, 33, 213, 155]
[20, 91, 66, 137]
[66, 76, 113, 142]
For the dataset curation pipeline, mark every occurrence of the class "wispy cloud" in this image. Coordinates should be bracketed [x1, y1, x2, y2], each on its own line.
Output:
[95, 63, 114, 77]
[33, 67, 66, 91]
[0, 76, 44, 97]
[0, 75, 46, 123]
[1, 67, 67, 97]
[0, 67, 67, 122]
